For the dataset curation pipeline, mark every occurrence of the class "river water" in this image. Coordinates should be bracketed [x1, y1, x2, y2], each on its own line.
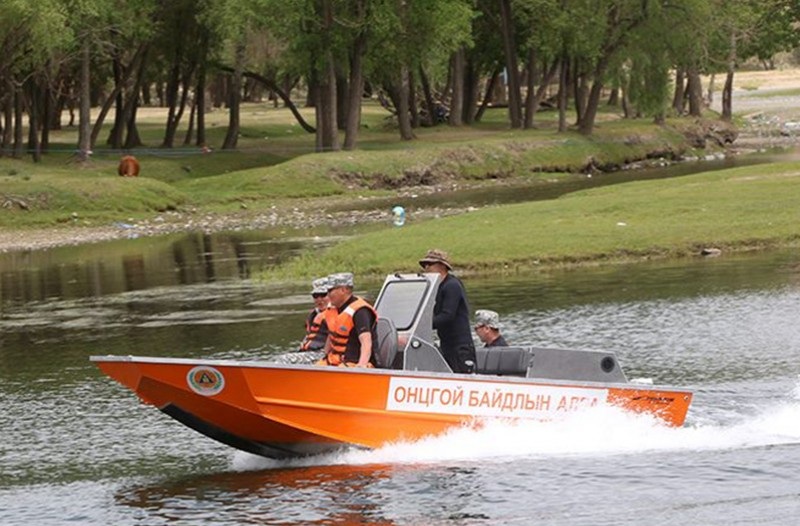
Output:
[2, 159, 800, 524]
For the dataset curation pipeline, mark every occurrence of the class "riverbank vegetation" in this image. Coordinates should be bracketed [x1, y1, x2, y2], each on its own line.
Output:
[0, 102, 717, 228]
[272, 161, 800, 279]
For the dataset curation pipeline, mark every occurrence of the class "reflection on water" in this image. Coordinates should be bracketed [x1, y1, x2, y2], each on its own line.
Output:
[0, 230, 326, 306]
[116, 464, 401, 525]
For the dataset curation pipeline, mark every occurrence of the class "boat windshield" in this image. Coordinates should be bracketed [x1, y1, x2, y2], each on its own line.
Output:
[375, 279, 429, 331]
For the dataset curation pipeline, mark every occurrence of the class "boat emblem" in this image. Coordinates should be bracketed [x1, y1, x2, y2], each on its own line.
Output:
[186, 366, 225, 396]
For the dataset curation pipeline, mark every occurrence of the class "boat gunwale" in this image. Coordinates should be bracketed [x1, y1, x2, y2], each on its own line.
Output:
[89, 354, 693, 394]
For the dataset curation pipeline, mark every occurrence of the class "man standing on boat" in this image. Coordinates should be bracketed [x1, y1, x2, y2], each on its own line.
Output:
[299, 277, 332, 352]
[419, 249, 476, 373]
[474, 309, 509, 347]
[317, 272, 378, 368]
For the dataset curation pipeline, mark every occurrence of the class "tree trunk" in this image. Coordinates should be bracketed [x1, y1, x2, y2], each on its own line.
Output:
[195, 66, 207, 147]
[78, 39, 92, 161]
[184, 98, 196, 145]
[124, 96, 142, 149]
[1, 89, 12, 152]
[721, 32, 736, 121]
[222, 40, 245, 150]
[578, 58, 609, 135]
[13, 82, 24, 158]
[409, 69, 420, 128]
[123, 52, 149, 149]
[462, 54, 479, 124]
[449, 49, 465, 126]
[162, 58, 182, 148]
[396, 66, 414, 141]
[107, 52, 125, 148]
[722, 71, 734, 121]
[525, 57, 559, 129]
[607, 87, 619, 106]
[314, 56, 339, 151]
[672, 67, 685, 114]
[523, 48, 537, 128]
[0, 95, 9, 157]
[686, 67, 703, 117]
[558, 54, 568, 132]
[344, 29, 366, 150]
[574, 65, 588, 125]
[475, 67, 500, 122]
[419, 66, 436, 127]
[90, 45, 147, 149]
[499, 0, 523, 128]
[336, 69, 348, 131]
[26, 79, 42, 163]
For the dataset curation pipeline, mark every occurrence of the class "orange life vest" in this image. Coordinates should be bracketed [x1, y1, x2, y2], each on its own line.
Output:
[325, 297, 377, 366]
[300, 308, 329, 351]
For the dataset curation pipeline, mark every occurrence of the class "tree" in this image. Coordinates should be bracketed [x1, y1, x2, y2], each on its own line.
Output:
[0, 0, 68, 160]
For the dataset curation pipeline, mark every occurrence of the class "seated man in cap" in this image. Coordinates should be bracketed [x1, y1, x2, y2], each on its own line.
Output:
[317, 272, 378, 368]
[474, 309, 509, 348]
[299, 277, 333, 352]
[419, 248, 476, 373]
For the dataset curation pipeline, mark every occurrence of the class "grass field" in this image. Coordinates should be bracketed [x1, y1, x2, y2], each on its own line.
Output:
[267, 161, 800, 279]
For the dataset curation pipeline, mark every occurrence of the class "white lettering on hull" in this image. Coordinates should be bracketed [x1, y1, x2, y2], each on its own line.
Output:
[386, 377, 608, 418]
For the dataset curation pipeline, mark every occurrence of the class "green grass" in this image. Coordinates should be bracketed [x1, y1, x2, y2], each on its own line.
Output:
[0, 102, 704, 227]
[268, 161, 800, 279]
[747, 87, 800, 98]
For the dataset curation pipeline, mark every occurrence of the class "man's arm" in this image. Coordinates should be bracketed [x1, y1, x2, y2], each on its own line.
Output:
[357, 331, 373, 367]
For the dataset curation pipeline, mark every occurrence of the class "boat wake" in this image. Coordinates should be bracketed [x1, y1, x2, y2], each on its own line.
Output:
[231, 378, 800, 471]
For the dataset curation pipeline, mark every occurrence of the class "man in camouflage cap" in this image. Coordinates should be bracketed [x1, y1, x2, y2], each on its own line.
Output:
[317, 272, 378, 368]
[474, 309, 508, 348]
[299, 277, 332, 352]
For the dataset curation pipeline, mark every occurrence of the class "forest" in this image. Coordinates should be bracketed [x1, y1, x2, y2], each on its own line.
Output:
[1, 0, 799, 162]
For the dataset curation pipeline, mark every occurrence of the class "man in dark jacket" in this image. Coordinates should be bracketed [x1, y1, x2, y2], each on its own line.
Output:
[419, 248, 476, 373]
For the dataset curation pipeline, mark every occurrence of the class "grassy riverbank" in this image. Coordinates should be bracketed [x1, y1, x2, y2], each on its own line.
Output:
[0, 102, 710, 229]
[1, 83, 798, 268]
[271, 161, 800, 279]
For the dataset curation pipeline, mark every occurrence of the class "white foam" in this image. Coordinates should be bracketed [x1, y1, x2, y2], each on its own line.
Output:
[230, 381, 800, 472]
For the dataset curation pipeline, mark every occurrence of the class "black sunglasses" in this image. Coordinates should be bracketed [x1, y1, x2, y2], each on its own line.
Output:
[312, 293, 327, 298]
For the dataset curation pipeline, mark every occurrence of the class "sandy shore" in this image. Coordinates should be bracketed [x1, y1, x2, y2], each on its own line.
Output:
[0, 200, 468, 253]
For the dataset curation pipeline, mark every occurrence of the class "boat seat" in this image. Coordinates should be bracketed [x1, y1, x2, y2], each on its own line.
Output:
[374, 317, 399, 369]
[474, 347, 533, 376]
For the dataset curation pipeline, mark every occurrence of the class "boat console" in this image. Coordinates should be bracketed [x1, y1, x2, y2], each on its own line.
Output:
[374, 273, 627, 383]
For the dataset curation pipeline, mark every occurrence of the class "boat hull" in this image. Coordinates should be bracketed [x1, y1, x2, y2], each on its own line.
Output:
[93, 356, 692, 458]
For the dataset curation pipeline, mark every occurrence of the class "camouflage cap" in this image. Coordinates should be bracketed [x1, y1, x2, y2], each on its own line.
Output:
[475, 309, 500, 329]
[311, 277, 329, 295]
[418, 248, 453, 271]
[327, 272, 354, 289]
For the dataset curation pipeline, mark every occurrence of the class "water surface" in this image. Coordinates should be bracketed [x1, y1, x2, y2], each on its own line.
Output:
[2, 248, 800, 525]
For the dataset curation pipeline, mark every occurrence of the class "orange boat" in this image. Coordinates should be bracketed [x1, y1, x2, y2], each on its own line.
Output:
[92, 273, 692, 459]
